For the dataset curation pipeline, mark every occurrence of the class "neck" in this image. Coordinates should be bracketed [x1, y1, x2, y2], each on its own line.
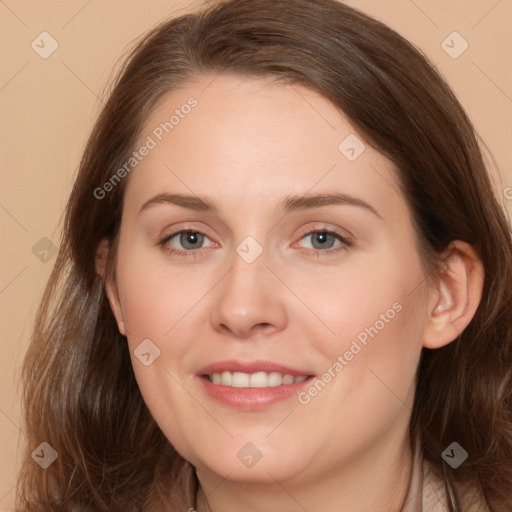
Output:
[195, 429, 414, 512]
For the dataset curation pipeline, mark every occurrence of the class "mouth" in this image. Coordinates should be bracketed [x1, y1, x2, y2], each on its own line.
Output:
[203, 371, 309, 387]
[196, 360, 315, 410]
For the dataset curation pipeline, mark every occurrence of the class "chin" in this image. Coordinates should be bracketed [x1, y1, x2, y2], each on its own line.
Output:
[189, 439, 310, 483]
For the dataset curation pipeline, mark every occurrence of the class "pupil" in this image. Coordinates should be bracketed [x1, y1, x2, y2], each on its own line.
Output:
[312, 232, 334, 249]
[181, 232, 203, 249]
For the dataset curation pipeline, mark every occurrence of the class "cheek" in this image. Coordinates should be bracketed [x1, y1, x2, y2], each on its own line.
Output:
[116, 248, 207, 342]
[290, 270, 425, 462]
[114, 253, 201, 452]
[291, 247, 427, 412]
[289, 248, 426, 352]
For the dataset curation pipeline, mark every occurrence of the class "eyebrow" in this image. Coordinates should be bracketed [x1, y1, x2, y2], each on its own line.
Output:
[281, 192, 382, 218]
[139, 192, 382, 219]
[140, 193, 218, 214]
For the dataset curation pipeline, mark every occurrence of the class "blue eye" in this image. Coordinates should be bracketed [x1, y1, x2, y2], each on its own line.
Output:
[173, 231, 207, 250]
[158, 227, 352, 259]
[301, 231, 339, 250]
[159, 230, 214, 258]
[165, 230, 212, 249]
[296, 229, 352, 255]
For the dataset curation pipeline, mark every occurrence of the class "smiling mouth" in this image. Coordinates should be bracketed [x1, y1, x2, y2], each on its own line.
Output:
[203, 371, 311, 388]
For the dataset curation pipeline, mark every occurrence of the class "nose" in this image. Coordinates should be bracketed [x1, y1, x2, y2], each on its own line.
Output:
[209, 246, 288, 339]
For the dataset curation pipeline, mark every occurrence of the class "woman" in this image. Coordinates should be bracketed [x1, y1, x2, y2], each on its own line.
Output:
[17, 0, 512, 510]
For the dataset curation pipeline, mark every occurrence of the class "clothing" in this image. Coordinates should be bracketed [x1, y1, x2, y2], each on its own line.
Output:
[165, 438, 491, 511]
[402, 436, 491, 511]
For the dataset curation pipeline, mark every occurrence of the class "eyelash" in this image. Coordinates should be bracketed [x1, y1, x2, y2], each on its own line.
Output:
[295, 226, 353, 257]
[158, 227, 214, 260]
[158, 225, 353, 259]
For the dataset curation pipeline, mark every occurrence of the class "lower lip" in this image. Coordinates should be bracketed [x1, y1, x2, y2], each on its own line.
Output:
[198, 376, 314, 410]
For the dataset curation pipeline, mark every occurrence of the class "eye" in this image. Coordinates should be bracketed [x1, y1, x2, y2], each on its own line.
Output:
[295, 227, 353, 256]
[300, 231, 339, 250]
[172, 231, 209, 250]
[158, 226, 352, 259]
[159, 229, 214, 257]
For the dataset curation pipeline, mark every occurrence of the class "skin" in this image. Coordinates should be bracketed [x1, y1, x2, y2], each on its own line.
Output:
[100, 74, 484, 512]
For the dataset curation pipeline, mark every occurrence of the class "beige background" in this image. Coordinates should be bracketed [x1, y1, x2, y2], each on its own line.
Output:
[0, 1, 511, 509]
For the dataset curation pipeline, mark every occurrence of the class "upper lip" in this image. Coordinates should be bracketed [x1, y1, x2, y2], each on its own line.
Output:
[197, 359, 313, 377]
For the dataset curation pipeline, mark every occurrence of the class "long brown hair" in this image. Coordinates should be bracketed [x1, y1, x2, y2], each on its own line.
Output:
[17, 0, 512, 510]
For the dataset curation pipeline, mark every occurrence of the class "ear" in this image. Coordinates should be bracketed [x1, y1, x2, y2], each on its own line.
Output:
[95, 238, 127, 336]
[422, 240, 484, 349]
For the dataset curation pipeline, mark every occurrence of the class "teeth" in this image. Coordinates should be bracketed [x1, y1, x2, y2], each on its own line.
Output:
[282, 374, 294, 385]
[221, 371, 232, 386]
[208, 371, 308, 387]
[267, 372, 283, 387]
[232, 372, 249, 387]
[250, 371, 269, 388]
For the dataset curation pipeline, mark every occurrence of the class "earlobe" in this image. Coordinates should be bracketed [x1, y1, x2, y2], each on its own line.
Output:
[95, 238, 127, 336]
[422, 242, 484, 350]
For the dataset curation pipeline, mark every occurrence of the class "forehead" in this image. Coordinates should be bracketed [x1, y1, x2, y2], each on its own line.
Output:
[124, 73, 405, 219]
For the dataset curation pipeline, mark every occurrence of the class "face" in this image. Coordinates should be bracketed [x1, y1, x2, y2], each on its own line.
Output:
[107, 74, 433, 485]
